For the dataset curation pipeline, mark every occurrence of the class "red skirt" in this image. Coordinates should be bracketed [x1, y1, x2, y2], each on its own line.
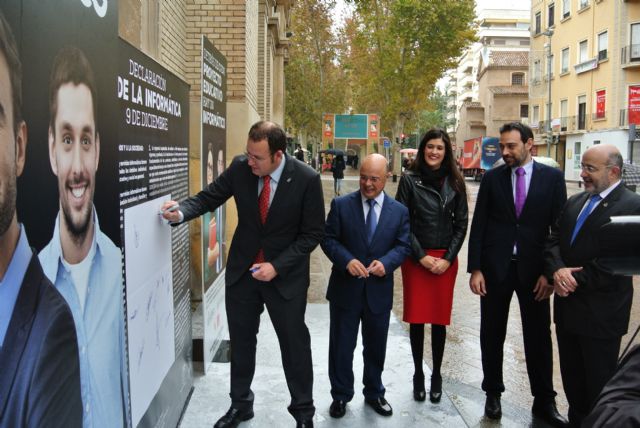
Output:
[401, 249, 458, 325]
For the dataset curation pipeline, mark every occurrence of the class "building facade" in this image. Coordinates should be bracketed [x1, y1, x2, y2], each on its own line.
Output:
[445, 4, 530, 147]
[119, 0, 293, 292]
[529, 0, 640, 179]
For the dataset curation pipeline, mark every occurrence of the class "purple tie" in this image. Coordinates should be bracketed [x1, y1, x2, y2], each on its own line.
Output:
[515, 167, 526, 218]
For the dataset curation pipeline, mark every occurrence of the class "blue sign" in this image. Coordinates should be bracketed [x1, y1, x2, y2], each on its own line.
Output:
[481, 137, 500, 170]
[383, 139, 390, 148]
[334, 114, 368, 139]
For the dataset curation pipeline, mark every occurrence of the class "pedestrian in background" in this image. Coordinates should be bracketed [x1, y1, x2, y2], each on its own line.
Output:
[395, 128, 468, 404]
[294, 144, 304, 162]
[468, 122, 568, 427]
[332, 155, 346, 196]
[545, 144, 640, 427]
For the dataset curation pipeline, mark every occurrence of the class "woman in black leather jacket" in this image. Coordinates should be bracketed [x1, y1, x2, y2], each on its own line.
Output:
[395, 128, 468, 404]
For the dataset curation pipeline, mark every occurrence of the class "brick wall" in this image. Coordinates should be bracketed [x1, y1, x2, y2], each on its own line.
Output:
[184, 0, 257, 110]
[160, 1, 187, 79]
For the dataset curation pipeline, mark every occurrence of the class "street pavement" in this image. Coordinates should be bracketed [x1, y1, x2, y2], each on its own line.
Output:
[181, 165, 640, 427]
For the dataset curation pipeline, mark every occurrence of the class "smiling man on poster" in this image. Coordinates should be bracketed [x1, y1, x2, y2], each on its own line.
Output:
[0, 11, 82, 427]
[38, 46, 127, 427]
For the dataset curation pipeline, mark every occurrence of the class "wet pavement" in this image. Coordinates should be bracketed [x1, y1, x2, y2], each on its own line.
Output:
[181, 166, 640, 427]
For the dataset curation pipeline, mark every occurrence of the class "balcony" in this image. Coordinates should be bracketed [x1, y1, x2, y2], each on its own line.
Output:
[621, 45, 640, 68]
[574, 58, 598, 74]
[538, 116, 582, 134]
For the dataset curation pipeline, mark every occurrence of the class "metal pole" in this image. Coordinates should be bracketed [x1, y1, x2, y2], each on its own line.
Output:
[544, 29, 554, 157]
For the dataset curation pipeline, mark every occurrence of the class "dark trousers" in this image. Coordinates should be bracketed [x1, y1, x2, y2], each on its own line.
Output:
[556, 328, 621, 427]
[480, 261, 555, 402]
[328, 296, 391, 402]
[225, 274, 315, 421]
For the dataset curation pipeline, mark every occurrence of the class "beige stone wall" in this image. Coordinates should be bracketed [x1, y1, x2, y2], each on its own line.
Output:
[478, 67, 528, 137]
[530, 0, 640, 148]
[457, 104, 486, 142]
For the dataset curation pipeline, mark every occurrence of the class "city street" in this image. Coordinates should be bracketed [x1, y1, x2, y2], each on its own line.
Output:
[182, 164, 640, 427]
[309, 165, 640, 425]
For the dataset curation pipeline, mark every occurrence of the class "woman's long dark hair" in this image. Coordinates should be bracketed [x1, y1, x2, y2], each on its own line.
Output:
[410, 128, 466, 196]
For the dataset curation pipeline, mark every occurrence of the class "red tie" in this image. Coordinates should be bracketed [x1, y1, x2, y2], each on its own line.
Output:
[255, 175, 271, 263]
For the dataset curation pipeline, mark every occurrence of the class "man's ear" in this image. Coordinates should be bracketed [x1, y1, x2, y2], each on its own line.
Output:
[525, 137, 534, 152]
[15, 121, 27, 177]
[95, 132, 100, 171]
[48, 126, 58, 176]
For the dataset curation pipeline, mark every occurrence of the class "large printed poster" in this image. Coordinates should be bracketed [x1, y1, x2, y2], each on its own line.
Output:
[118, 40, 192, 428]
[8, 2, 125, 427]
[201, 36, 228, 367]
[6, 1, 193, 427]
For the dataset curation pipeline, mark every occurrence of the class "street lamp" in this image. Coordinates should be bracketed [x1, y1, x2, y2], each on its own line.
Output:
[542, 28, 554, 157]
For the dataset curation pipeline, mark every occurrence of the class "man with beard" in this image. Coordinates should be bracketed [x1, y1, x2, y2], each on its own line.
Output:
[0, 11, 81, 426]
[545, 144, 640, 426]
[39, 46, 127, 427]
[468, 122, 568, 426]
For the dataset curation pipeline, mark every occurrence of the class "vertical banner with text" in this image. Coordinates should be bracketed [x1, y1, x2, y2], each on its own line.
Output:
[629, 85, 640, 125]
[118, 40, 192, 428]
[596, 89, 606, 119]
[201, 36, 228, 367]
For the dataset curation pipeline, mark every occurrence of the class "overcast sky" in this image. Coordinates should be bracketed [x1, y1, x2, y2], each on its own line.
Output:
[331, 0, 528, 25]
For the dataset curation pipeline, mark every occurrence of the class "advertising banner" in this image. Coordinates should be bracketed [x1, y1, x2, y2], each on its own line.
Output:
[201, 36, 228, 368]
[5, 1, 192, 427]
[481, 137, 501, 170]
[629, 85, 640, 125]
[323, 113, 334, 137]
[335, 114, 368, 139]
[462, 137, 482, 169]
[8, 2, 124, 427]
[596, 90, 606, 119]
[368, 114, 379, 138]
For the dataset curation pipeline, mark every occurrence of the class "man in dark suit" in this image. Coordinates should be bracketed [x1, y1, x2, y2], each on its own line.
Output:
[321, 154, 411, 419]
[468, 122, 568, 426]
[545, 144, 640, 427]
[161, 121, 324, 428]
[0, 11, 82, 426]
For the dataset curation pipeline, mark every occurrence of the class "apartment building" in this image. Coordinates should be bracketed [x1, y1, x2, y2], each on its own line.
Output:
[529, 0, 640, 179]
[446, 4, 530, 144]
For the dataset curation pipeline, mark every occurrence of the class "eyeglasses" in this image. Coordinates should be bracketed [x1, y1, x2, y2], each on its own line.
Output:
[244, 152, 268, 162]
[360, 175, 382, 183]
[580, 163, 613, 173]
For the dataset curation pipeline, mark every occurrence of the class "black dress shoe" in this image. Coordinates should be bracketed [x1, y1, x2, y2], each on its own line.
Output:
[213, 407, 254, 428]
[329, 400, 347, 418]
[430, 374, 442, 403]
[296, 418, 313, 428]
[365, 397, 393, 416]
[413, 374, 426, 402]
[532, 401, 569, 428]
[484, 394, 502, 420]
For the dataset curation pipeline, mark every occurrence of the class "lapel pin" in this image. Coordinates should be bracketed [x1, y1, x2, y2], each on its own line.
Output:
[603, 202, 608, 208]
[287, 177, 292, 183]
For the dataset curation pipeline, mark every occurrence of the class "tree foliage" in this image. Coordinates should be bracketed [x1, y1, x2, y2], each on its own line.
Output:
[413, 89, 456, 136]
[285, 0, 348, 148]
[342, 0, 476, 139]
